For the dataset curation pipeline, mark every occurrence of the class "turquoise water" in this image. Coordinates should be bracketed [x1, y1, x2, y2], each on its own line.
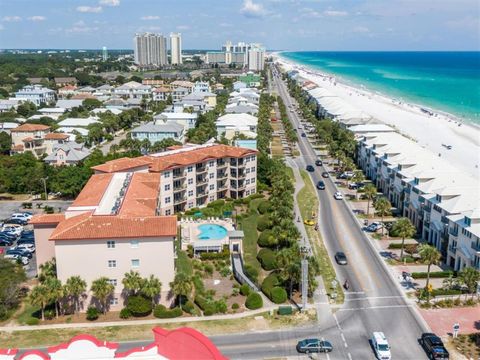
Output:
[198, 224, 228, 240]
[281, 52, 480, 124]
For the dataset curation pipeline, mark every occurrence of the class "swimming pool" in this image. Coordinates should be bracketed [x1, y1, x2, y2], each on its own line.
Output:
[197, 224, 228, 240]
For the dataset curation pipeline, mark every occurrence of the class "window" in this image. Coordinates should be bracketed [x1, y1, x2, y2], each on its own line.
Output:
[131, 259, 140, 268]
[209, 184, 214, 190]
[188, 178, 193, 185]
[164, 171, 170, 178]
[246, 179, 250, 185]
[107, 240, 115, 249]
[108, 260, 116, 268]
[130, 240, 139, 248]
[165, 197, 171, 204]
[188, 190, 194, 197]
[209, 195, 215, 201]
[164, 184, 170, 191]
[108, 279, 117, 286]
[165, 209, 171, 215]
[252, 178, 256, 183]
[246, 190, 250, 195]
[109, 297, 119, 305]
[209, 160, 215, 167]
[251, 167, 255, 172]
[209, 173, 214, 179]
[246, 168, 250, 174]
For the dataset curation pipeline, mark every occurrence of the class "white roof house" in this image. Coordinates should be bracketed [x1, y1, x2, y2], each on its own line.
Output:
[154, 112, 198, 130]
[57, 127, 89, 137]
[56, 99, 84, 109]
[114, 81, 152, 98]
[58, 117, 100, 128]
[216, 113, 258, 140]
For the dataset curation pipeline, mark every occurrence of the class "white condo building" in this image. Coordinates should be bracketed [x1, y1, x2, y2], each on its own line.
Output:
[248, 45, 265, 71]
[170, 32, 182, 65]
[134, 33, 168, 67]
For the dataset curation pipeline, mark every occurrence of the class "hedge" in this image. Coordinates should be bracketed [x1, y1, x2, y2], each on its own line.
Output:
[181, 300, 195, 314]
[86, 306, 99, 321]
[257, 229, 276, 248]
[240, 283, 251, 296]
[200, 246, 230, 260]
[431, 289, 463, 297]
[195, 295, 227, 316]
[387, 243, 406, 249]
[127, 295, 153, 317]
[153, 305, 183, 318]
[270, 287, 287, 304]
[257, 200, 271, 214]
[411, 271, 455, 279]
[257, 248, 277, 271]
[244, 264, 259, 283]
[245, 292, 263, 310]
[256, 215, 271, 232]
[119, 308, 131, 319]
[261, 273, 280, 298]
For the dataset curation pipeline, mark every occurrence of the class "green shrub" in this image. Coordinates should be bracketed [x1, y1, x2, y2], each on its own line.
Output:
[86, 306, 99, 321]
[256, 215, 271, 231]
[26, 318, 39, 325]
[200, 246, 230, 260]
[411, 271, 455, 279]
[220, 267, 231, 277]
[207, 199, 225, 208]
[204, 263, 214, 275]
[195, 295, 216, 314]
[257, 200, 271, 214]
[119, 308, 131, 319]
[240, 284, 251, 296]
[249, 193, 264, 200]
[44, 309, 55, 320]
[270, 287, 287, 304]
[257, 248, 277, 271]
[215, 299, 228, 314]
[181, 300, 195, 314]
[127, 295, 152, 317]
[232, 302, 240, 310]
[245, 292, 263, 310]
[244, 264, 259, 283]
[387, 243, 405, 249]
[257, 230, 276, 247]
[242, 197, 251, 205]
[231, 288, 240, 296]
[261, 273, 280, 298]
[192, 275, 206, 296]
[153, 305, 182, 318]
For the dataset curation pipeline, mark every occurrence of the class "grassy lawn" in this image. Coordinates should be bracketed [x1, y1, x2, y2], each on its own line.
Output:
[15, 301, 41, 325]
[237, 199, 263, 276]
[297, 170, 344, 304]
[449, 333, 480, 360]
[0, 310, 317, 348]
[176, 250, 193, 276]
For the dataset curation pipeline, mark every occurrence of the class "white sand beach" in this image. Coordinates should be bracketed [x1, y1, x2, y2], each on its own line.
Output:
[274, 55, 480, 179]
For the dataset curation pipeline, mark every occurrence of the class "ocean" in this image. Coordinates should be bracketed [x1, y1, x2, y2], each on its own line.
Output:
[281, 51, 480, 124]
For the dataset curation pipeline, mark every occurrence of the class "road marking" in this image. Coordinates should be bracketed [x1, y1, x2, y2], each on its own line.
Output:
[344, 295, 405, 302]
[338, 304, 413, 311]
[333, 313, 342, 331]
[341, 333, 346, 342]
[347, 353, 352, 360]
[345, 291, 365, 295]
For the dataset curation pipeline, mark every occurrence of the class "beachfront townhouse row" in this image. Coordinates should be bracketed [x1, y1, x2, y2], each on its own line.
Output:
[356, 131, 480, 271]
[30, 143, 258, 312]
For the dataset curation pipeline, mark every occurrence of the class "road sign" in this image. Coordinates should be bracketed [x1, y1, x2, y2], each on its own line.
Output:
[453, 323, 460, 338]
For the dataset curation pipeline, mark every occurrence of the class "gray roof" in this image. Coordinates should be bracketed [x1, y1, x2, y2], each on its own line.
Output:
[44, 142, 91, 163]
[228, 230, 244, 238]
[104, 98, 127, 106]
[132, 122, 184, 135]
[56, 99, 84, 109]
[225, 105, 258, 115]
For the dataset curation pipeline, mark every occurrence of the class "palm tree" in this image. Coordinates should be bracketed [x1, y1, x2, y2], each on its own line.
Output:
[351, 171, 365, 199]
[169, 273, 193, 307]
[392, 218, 417, 260]
[38, 258, 57, 283]
[276, 246, 301, 299]
[91, 277, 114, 314]
[141, 275, 162, 305]
[374, 197, 391, 236]
[44, 277, 63, 318]
[418, 244, 441, 302]
[65, 276, 87, 314]
[363, 184, 377, 218]
[29, 285, 50, 321]
[458, 267, 480, 300]
[122, 270, 143, 296]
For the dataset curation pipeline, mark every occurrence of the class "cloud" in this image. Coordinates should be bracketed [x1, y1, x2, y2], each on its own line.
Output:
[140, 15, 160, 20]
[99, 0, 120, 6]
[324, 10, 348, 17]
[299, 7, 322, 18]
[2, 16, 22, 22]
[76, 6, 103, 13]
[219, 22, 233, 27]
[240, 0, 267, 18]
[353, 26, 369, 33]
[176, 25, 189, 30]
[28, 16, 46, 21]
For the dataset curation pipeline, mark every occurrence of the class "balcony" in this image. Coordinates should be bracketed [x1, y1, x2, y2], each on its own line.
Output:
[174, 196, 187, 205]
[424, 206, 431, 213]
[196, 177, 208, 185]
[173, 183, 186, 192]
[196, 165, 207, 174]
[471, 242, 480, 253]
[173, 171, 185, 179]
[448, 245, 457, 254]
[449, 227, 458, 237]
[217, 182, 228, 190]
[441, 216, 449, 225]
[196, 191, 207, 198]
[217, 171, 228, 179]
[217, 161, 227, 169]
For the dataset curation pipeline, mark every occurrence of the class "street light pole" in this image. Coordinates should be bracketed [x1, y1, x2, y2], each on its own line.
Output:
[41, 177, 48, 201]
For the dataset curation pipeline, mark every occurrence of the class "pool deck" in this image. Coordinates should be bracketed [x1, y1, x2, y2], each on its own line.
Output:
[180, 218, 235, 251]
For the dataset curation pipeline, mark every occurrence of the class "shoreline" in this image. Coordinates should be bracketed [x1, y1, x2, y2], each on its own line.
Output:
[271, 52, 480, 178]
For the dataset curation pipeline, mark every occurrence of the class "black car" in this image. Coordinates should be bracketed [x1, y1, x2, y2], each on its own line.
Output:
[6, 249, 33, 259]
[17, 238, 34, 245]
[420, 333, 449, 359]
[321, 171, 329, 178]
[301, 133, 306, 137]
[296, 339, 333, 353]
[335, 252, 348, 265]
[0, 239, 14, 246]
[306, 165, 315, 172]
[5, 218, 28, 225]
[315, 159, 323, 166]
[0, 232, 17, 242]
[317, 181, 326, 190]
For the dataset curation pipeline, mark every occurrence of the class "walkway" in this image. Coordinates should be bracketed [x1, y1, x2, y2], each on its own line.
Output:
[420, 305, 480, 336]
[231, 253, 259, 291]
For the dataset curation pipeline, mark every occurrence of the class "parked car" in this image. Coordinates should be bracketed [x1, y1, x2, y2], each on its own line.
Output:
[6, 248, 33, 259]
[315, 159, 323, 166]
[5, 218, 28, 226]
[420, 333, 449, 359]
[16, 243, 35, 253]
[306, 165, 315, 172]
[296, 339, 333, 353]
[2, 224, 23, 236]
[17, 238, 34, 245]
[322, 172, 329, 178]
[304, 219, 315, 226]
[301, 133, 306, 137]
[334, 191, 343, 200]
[316, 181, 326, 190]
[335, 251, 348, 265]
[366, 222, 383, 232]
[0, 238, 14, 246]
[11, 213, 32, 221]
[0, 231, 17, 241]
[371, 332, 391, 360]
[339, 171, 354, 179]
[4, 254, 29, 265]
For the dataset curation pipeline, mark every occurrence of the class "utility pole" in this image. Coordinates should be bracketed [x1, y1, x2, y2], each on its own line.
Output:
[41, 177, 48, 201]
[300, 245, 309, 312]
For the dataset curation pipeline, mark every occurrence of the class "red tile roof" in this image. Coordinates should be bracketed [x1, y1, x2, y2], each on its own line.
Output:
[29, 213, 65, 225]
[22, 137, 35, 142]
[44, 133, 70, 140]
[11, 124, 50, 132]
[49, 212, 177, 240]
[12, 144, 24, 151]
[91, 157, 152, 173]
[71, 173, 114, 207]
[119, 172, 160, 217]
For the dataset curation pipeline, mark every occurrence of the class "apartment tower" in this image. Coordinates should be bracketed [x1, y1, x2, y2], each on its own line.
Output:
[133, 33, 168, 67]
[170, 32, 182, 65]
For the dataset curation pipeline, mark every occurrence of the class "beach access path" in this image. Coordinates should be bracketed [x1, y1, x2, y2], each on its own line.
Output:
[277, 58, 480, 179]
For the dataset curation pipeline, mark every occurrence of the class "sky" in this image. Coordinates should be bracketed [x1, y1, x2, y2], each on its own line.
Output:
[0, 0, 478, 51]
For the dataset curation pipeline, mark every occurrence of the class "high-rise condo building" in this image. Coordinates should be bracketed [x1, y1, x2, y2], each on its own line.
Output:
[248, 45, 265, 71]
[102, 46, 108, 61]
[170, 32, 182, 65]
[133, 33, 168, 67]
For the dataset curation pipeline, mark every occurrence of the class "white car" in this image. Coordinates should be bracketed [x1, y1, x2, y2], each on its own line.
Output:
[15, 244, 35, 253]
[11, 213, 32, 221]
[2, 225, 23, 236]
[334, 191, 343, 200]
[4, 254, 29, 266]
[371, 332, 391, 360]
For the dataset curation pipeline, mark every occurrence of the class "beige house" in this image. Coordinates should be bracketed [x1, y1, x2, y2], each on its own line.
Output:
[10, 124, 51, 157]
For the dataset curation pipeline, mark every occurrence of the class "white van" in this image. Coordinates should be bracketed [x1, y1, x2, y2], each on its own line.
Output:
[372, 332, 391, 360]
